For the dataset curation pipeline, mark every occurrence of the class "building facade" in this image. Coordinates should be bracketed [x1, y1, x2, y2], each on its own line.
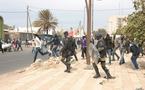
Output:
[107, 15, 127, 34]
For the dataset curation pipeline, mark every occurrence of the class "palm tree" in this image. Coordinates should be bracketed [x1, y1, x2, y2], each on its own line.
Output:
[33, 9, 58, 34]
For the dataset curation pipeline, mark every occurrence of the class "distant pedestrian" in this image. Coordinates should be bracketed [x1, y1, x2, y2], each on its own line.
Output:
[12, 39, 17, 51]
[25, 39, 29, 47]
[119, 35, 126, 65]
[50, 34, 61, 57]
[124, 38, 130, 54]
[112, 35, 120, 61]
[77, 39, 81, 48]
[0, 39, 4, 53]
[31, 39, 36, 54]
[130, 42, 140, 69]
[81, 36, 87, 59]
[17, 38, 23, 51]
[104, 34, 113, 64]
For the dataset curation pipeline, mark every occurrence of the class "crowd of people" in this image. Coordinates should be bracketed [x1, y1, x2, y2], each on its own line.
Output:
[1, 28, 144, 80]
[0, 38, 23, 53]
[31, 29, 145, 80]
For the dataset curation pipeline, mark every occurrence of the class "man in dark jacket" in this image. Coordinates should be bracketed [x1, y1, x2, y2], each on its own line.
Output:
[50, 34, 61, 57]
[61, 31, 74, 73]
[17, 38, 23, 51]
[92, 34, 113, 79]
[81, 36, 87, 59]
[130, 42, 140, 69]
[104, 34, 113, 64]
[69, 36, 78, 61]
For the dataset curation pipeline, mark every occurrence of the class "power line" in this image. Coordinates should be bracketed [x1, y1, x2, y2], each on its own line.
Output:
[0, 11, 26, 13]
[0, 8, 134, 14]
[29, 5, 134, 12]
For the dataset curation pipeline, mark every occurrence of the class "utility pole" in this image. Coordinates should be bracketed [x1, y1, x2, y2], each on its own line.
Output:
[85, 0, 92, 65]
[28, 11, 33, 39]
[83, 7, 86, 34]
[27, 5, 29, 40]
[92, 0, 94, 33]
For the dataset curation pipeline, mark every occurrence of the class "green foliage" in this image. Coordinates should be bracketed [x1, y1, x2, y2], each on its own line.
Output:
[93, 28, 107, 37]
[0, 16, 3, 40]
[133, 0, 141, 10]
[33, 9, 58, 34]
[116, 0, 145, 43]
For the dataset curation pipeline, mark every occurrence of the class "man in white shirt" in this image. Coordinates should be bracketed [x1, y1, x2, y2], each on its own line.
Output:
[33, 33, 50, 63]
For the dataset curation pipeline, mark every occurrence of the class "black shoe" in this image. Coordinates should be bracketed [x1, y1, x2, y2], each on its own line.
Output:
[135, 67, 139, 70]
[93, 75, 101, 78]
[67, 70, 71, 73]
[64, 69, 68, 72]
[119, 62, 125, 65]
[64, 69, 71, 73]
[104, 76, 115, 79]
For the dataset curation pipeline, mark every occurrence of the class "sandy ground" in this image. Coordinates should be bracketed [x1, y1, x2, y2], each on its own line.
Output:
[0, 53, 145, 90]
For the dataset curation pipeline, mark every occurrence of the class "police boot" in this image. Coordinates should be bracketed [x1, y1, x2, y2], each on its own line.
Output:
[64, 64, 71, 73]
[104, 69, 113, 79]
[92, 63, 100, 78]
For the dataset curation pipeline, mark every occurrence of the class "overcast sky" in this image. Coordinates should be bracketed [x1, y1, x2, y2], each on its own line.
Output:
[0, 0, 134, 29]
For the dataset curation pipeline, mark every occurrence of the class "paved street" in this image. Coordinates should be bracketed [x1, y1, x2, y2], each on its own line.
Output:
[0, 52, 145, 90]
[0, 46, 49, 74]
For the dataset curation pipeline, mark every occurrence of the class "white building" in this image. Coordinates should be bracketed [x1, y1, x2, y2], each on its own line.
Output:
[107, 15, 127, 34]
[4, 26, 64, 40]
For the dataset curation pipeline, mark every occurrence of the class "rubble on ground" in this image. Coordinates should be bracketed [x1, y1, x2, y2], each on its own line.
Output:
[19, 57, 61, 73]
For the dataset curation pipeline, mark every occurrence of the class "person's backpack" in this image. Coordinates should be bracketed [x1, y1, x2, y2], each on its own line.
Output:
[130, 44, 140, 56]
[135, 45, 140, 56]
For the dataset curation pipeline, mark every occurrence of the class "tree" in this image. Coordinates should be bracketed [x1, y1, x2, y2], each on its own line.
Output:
[93, 28, 107, 38]
[33, 9, 58, 34]
[97, 28, 107, 37]
[134, 0, 145, 13]
[115, 0, 145, 43]
[124, 11, 145, 42]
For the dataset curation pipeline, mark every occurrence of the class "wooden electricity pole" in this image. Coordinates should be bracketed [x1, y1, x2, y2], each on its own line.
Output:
[85, 0, 92, 65]
[27, 5, 29, 40]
